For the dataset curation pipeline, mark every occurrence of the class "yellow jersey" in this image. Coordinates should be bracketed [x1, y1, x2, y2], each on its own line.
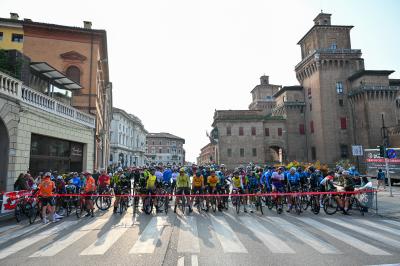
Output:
[207, 175, 219, 187]
[176, 174, 190, 188]
[192, 175, 204, 188]
[146, 174, 157, 189]
[232, 176, 242, 189]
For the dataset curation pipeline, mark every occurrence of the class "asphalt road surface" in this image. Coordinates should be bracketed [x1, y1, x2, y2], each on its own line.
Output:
[0, 203, 399, 266]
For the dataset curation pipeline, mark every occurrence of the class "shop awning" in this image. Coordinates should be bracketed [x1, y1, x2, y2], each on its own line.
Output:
[30, 62, 82, 90]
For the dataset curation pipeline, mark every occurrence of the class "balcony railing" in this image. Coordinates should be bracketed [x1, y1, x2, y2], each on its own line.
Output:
[0, 70, 95, 128]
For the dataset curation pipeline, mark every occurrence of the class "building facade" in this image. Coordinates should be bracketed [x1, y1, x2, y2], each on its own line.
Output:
[109, 108, 147, 168]
[0, 70, 95, 192]
[0, 13, 113, 171]
[146, 133, 185, 166]
[197, 143, 217, 166]
[210, 13, 399, 170]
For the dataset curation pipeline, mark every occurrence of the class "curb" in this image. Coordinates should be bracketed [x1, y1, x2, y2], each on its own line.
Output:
[0, 213, 14, 222]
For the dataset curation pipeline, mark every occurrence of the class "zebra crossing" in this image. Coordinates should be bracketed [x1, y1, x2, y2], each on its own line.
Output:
[0, 213, 400, 261]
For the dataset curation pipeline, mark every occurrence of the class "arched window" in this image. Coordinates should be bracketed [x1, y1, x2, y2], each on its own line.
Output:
[66, 66, 81, 84]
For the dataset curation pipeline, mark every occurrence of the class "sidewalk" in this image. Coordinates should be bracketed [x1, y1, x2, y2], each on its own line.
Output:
[374, 183, 400, 219]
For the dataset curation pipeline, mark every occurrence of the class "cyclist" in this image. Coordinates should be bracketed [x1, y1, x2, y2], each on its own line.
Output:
[286, 167, 301, 212]
[191, 170, 205, 208]
[216, 171, 229, 211]
[261, 167, 273, 193]
[38, 172, 58, 223]
[175, 168, 192, 213]
[113, 173, 131, 213]
[98, 169, 111, 193]
[206, 169, 219, 212]
[155, 166, 164, 183]
[271, 167, 285, 213]
[144, 167, 160, 213]
[342, 170, 355, 215]
[82, 172, 96, 217]
[247, 170, 259, 213]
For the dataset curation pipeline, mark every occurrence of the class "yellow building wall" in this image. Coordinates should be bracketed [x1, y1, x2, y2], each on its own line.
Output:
[0, 26, 24, 51]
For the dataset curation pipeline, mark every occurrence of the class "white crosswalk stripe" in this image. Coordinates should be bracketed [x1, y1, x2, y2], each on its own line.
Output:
[2, 214, 400, 259]
[177, 216, 200, 253]
[129, 216, 169, 254]
[299, 217, 390, 256]
[325, 218, 400, 249]
[382, 219, 400, 228]
[265, 217, 341, 254]
[0, 225, 19, 235]
[210, 215, 247, 253]
[0, 221, 78, 259]
[80, 215, 132, 256]
[240, 216, 295, 253]
[353, 219, 400, 237]
[30, 218, 109, 257]
[0, 222, 49, 246]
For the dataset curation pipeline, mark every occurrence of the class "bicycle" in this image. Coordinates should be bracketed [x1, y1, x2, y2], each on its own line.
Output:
[95, 186, 112, 211]
[193, 189, 205, 213]
[252, 187, 264, 215]
[231, 188, 241, 214]
[323, 192, 343, 215]
[14, 194, 33, 223]
[118, 187, 130, 215]
[143, 190, 154, 215]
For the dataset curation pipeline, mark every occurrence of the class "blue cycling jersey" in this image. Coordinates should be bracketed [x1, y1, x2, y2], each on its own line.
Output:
[287, 172, 300, 185]
[247, 175, 259, 187]
[162, 169, 172, 184]
[72, 177, 82, 189]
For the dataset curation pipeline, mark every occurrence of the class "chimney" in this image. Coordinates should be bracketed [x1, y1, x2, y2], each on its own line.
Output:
[10, 12, 19, 20]
[260, 75, 269, 85]
[83, 21, 92, 29]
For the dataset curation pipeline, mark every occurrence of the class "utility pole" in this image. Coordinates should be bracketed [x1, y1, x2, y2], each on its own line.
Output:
[381, 114, 393, 197]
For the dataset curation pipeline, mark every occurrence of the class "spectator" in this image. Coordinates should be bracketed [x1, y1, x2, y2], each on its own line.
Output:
[14, 173, 29, 191]
[377, 169, 385, 190]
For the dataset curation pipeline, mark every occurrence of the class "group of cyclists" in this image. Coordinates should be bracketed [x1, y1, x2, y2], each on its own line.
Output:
[11, 162, 374, 224]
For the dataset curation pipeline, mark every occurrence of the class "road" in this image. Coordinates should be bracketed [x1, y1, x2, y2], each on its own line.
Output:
[0, 202, 399, 266]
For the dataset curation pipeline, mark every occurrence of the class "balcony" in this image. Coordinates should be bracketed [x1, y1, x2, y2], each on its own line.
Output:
[0, 70, 95, 128]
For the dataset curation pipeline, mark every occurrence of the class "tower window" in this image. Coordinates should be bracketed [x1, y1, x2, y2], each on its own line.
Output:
[336, 82, 344, 94]
[252, 148, 257, 157]
[340, 117, 347, 129]
[251, 127, 256, 136]
[265, 128, 270, 137]
[226, 126, 231, 136]
[240, 148, 244, 157]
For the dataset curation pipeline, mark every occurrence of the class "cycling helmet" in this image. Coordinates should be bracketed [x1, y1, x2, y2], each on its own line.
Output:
[44, 172, 51, 177]
[117, 167, 123, 172]
[57, 175, 63, 180]
[196, 171, 201, 177]
[179, 168, 185, 173]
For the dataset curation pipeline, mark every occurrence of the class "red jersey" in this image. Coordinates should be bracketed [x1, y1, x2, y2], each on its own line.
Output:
[98, 174, 110, 187]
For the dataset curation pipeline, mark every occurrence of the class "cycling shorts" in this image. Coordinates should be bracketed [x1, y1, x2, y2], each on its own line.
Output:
[40, 196, 55, 207]
[85, 191, 96, 200]
[272, 183, 285, 193]
[192, 187, 203, 194]
[146, 188, 156, 195]
[288, 184, 300, 192]
[176, 188, 190, 195]
[207, 186, 217, 194]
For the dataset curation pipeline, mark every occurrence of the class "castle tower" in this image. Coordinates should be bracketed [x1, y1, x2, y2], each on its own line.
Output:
[295, 13, 364, 163]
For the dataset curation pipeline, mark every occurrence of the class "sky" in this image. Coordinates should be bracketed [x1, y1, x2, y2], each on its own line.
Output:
[2, 0, 400, 162]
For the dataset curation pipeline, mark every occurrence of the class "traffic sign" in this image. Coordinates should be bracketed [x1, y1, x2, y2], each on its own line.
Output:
[352, 145, 363, 156]
[387, 148, 397, 159]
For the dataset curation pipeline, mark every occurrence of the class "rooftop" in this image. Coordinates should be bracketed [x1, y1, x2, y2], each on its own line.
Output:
[147, 132, 185, 142]
[273, 86, 303, 98]
[348, 70, 395, 81]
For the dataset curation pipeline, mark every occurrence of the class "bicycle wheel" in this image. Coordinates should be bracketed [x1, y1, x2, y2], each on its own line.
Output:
[181, 196, 186, 215]
[266, 196, 274, 210]
[15, 204, 22, 222]
[301, 195, 310, 211]
[76, 200, 84, 218]
[96, 195, 111, 211]
[29, 203, 39, 224]
[323, 196, 338, 215]
[295, 196, 302, 215]
[164, 195, 169, 214]
[258, 196, 263, 215]
[311, 196, 320, 215]
[276, 197, 283, 214]
[144, 196, 153, 215]
[235, 196, 240, 214]
[211, 196, 216, 212]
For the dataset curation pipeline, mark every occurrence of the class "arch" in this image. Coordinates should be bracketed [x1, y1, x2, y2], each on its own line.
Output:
[66, 65, 81, 84]
[0, 117, 9, 191]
